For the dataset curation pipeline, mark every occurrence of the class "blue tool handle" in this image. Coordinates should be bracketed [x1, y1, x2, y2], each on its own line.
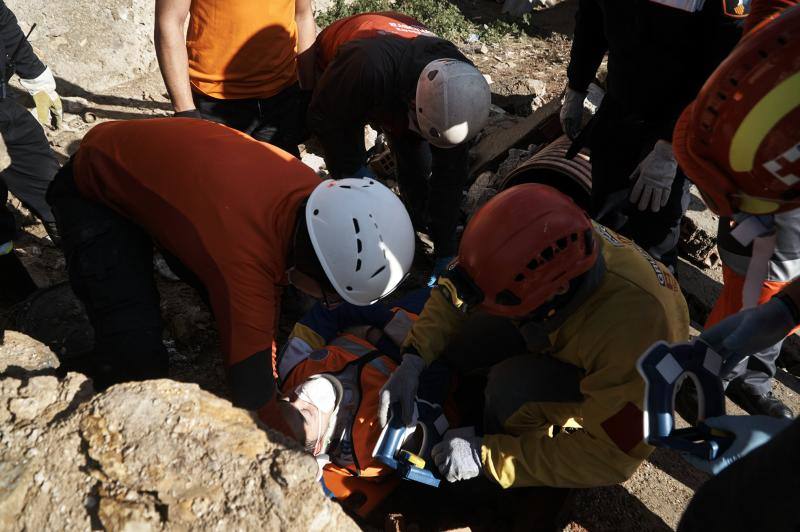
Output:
[671, 424, 734, 460]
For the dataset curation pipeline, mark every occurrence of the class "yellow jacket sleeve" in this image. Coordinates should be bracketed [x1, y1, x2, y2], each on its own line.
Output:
[481, 293, 687, 488]
[402, 286, 468, 365]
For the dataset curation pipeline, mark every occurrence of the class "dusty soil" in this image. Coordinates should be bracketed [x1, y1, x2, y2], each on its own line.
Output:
[2, 0, 799, 529]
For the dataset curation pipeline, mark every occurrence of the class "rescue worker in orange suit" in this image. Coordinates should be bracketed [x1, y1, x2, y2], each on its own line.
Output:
[154, 0, 315, 156]
[560, 0, 749, 270]
[669, 10, 800, 524]
[379, 183, 689, 488]
[46, 118, 415, 429]
[306, 12, 491, 283]
[276, 288, 453, 516]
[672, 0, 798, 419]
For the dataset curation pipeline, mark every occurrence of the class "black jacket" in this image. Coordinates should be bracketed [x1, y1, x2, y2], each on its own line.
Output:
[308, 35, 471, 178]
[567, 0, 745, 141]
[0, 0, 45, 98]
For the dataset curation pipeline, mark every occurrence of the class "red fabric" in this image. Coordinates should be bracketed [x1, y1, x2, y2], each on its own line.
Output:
[706, 264, 800, 336]
[73, 119, 320, 369]
[316, 12, 434, 70]
[744, 0, 799, 34]
[600, 402, 645, 455]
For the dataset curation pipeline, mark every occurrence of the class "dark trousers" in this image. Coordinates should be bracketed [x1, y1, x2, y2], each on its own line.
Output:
[192, 83, 309, 157]
[0, 97, 58, 243]
[388, 133, 467, 258]
[588, 112, 690, 270]
[439, 313, 583, 434]
[46, 162, 168, 387]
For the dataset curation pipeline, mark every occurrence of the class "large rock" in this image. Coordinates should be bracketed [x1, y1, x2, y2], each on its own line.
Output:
[0, 377, 358, 531]
[0, 330, 59, 373]
[7, 0, 158, 93]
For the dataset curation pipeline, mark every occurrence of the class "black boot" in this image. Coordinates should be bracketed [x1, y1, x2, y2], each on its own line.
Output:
[0, 252, 37, 306]
[726, 379, 793, 419]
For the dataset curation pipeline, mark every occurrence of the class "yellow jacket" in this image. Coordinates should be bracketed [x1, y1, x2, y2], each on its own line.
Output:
[403, 223, 690, 488]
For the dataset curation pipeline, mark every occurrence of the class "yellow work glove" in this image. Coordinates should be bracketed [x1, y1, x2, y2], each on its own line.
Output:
[19, 66, 63, 129]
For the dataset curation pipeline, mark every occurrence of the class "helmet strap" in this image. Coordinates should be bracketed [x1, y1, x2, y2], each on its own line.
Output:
[518, 251, 606, 347]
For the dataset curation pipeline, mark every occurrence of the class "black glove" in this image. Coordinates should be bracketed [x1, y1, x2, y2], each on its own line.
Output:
[173, 109, 202, 119]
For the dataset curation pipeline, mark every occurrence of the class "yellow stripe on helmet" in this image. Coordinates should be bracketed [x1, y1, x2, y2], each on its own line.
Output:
[729, 71, 800, 172]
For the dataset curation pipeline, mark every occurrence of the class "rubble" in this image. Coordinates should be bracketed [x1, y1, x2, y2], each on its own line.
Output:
[0, 340, 358, 532]
[8, 0, 159, 93]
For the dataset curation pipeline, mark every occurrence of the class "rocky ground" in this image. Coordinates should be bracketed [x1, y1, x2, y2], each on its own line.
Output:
[2, 0, 799, 530]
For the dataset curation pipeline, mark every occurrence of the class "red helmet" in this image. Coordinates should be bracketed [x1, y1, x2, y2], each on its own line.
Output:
[673, 5, 800, 217]
[456, 184, 598, 318]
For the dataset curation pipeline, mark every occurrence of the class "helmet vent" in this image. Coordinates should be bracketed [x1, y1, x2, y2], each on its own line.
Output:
[346, 286, 353, 291]
[357, 239, 362, 253]
[356, 259, 362, 272]
[495, 290, 521, 306]
[313, 209, 319, 215]
[527, 259, 538, 270]
[371, 265, 386, 279]
[429, 128, 440, 138]
[583, 229, 594, 256]
[340, 185, 352, 189]
[353, 218, 360, 234]
[427, 70, 438, 81]
[514, 273, 524, 282]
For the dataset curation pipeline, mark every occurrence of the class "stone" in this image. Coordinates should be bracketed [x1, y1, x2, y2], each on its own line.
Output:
[526, 79, 547, 96]
[0, 331, 60, 373]
[7, 0, 159, 92]
[0, 378, 357, 531]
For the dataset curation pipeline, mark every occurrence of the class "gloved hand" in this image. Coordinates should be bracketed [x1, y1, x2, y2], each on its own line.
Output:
[19, 66, 63, 129]
[378, 353, 425, 426]
[431, 434, 483, 482]
[427, 255, 454, 288]
[682, 415, 791, 475]
[629, 140, 677, 212]
[700, 296, 797, 377]
[559, 88, 586, 140]
[0, 241, 12, 256]
[173, 109, 202, 119]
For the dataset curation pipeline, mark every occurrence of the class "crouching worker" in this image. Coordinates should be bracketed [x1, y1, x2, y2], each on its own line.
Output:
[275, 288, 452, 516]
[380, 184, 690, 488]
[308, 12, 491, 281]
[46, 118, 415, 427]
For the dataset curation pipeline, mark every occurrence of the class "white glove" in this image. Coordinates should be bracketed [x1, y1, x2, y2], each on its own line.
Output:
[378, 354, 425, 427]
[19, 66, 63, 129]
[682, 415, 791, 475]
[629, 140, 677, 212]
[431, 434, 483, 482]
[559, 88, 586, 140]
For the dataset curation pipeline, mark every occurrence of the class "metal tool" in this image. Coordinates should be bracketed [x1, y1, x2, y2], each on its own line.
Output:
[373, 403, 441, 487]
[637, 340, 734, 460]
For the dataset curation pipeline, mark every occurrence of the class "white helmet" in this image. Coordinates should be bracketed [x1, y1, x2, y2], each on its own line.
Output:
[415, 59, 491, 149]
[306, 178, 415, 306]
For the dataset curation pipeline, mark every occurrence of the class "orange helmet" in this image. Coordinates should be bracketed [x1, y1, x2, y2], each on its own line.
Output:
[452, 184, 598, 318]
[674, 5, 800, 217]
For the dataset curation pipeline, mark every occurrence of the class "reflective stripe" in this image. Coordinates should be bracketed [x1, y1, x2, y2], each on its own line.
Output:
[278, 337, 314, 378]
[383, 310, 415, 346]
[330, 336, 374, 357]
[730, 72, 800, 173]
[648, 0, 705, 11]
[368, 357, 391, 376]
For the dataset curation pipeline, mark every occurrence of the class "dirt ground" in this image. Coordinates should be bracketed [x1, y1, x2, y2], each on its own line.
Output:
[2, 0, 799, 530]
